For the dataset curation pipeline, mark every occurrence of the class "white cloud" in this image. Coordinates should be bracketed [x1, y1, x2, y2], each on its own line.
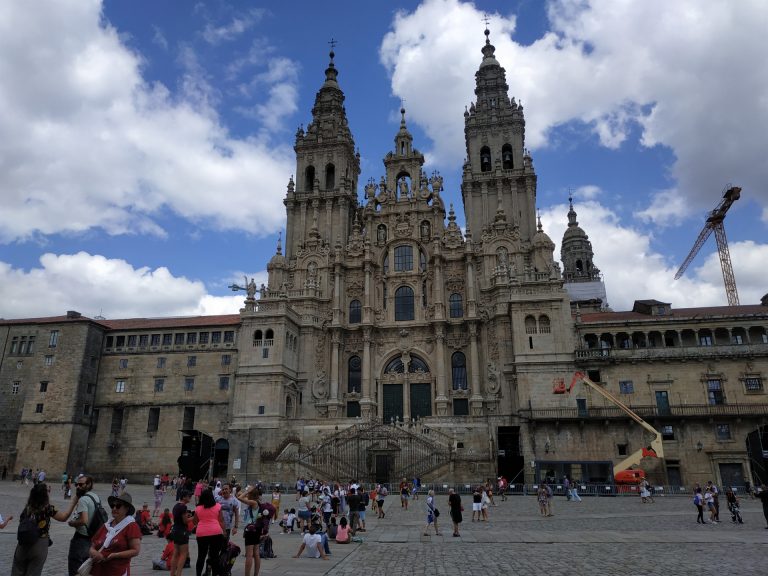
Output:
[201, 10, 265, 45]
[0, 252, 243, 319]
[0, 1, 293, 243]
[541, 199, 768, 310]
[636, 188, 692, 227]
[380, 0, 768, 219]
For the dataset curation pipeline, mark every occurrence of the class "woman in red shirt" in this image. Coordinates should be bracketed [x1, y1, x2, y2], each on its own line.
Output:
[88, 492, 142, 576]
[193, 488, 224, 576]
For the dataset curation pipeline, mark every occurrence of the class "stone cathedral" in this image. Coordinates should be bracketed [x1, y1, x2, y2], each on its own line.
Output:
[2, 32, 766, 488]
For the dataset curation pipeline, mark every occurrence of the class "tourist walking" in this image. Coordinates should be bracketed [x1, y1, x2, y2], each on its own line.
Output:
[376, 484, 387, 518]
[12, 482, 80, 576]
[537, 486, 549, 517]
[693, 487, 706, 524]
[422, 489, 440, 536]
[193, 488, 225, 576]
[87, 492, 141, 576]
[448, 488, 462, 537]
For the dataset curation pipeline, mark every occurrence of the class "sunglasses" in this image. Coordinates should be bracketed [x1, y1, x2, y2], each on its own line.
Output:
[76, 483, 88, 488]
[110, 503, 125, 509]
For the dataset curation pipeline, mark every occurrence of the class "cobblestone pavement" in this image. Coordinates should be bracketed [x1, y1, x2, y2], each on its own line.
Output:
[1, 480, 766, 575]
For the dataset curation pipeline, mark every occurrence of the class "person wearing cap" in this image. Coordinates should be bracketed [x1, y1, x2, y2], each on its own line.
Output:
[88, 492, 141, 576]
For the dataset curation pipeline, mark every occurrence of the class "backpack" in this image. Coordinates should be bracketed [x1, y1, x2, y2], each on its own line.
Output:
[17, 511, 40, 547]
[259, 535, 275, 558]
[361, 491, 370, 507]
[84, 494, 109, 536]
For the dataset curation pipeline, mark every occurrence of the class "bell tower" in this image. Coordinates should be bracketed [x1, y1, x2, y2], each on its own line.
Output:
[283, 47, 361, 260]
[461, 28, 537, 241]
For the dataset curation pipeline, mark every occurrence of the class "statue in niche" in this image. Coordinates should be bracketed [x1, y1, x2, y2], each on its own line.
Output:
[487, 362, 502, 394]
[399, 177, 409, 199]
[311, 370, 328, 399]
[496, 247, 509, 272]
[420, 220, 431, 241]
[307, 262, 318, 287]
[377, 224, 387, 243]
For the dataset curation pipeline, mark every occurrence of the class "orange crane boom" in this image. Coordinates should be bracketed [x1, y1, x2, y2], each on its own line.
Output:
[674, 186, 741, 306]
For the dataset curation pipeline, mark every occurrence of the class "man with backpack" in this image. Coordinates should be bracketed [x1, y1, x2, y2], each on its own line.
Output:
[66, 474, 107, 576]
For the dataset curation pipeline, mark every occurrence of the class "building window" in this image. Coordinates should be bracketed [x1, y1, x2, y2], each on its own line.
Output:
[44, 355, 54, 366]
[127, 335, 137, 347]
[347, 401, 361, 418]
[119, 359, 128, 369]
[449, 293, 463, 318]
[453, 398, 469, 416]
[394, 245, 413, 271]
[349, 300, 362, 324]
[154, 378, 165, 392]
[707, 379, 725, 405]
[175, 333, 184, 345]
[662, 425, 675, 440]
[199, 332, 209, 344]
[525, 315, 537, 334]
[186, 332, 197, 345]
[182, 407, 195, 430]
[184, 377, 194, 392]
[115, 380, 125, 393]
[150, 334, 161, 346]
[348, 356, 362, 394]
[115, 335, 125, 347]
[40, 441, 46, 451]
[139, 334, 148, 347]
[451, 352, 468, 390]
[744, 377, 763, 392]
[157, 357, 166, 369]
[384, 357, 405, 374]
[221, 354, 231, 366]
[502, 143, 513, 169]
[394, 285, 415, 321]
[699, 335, 713, 346]
[587, 369, 601, 383]
[27, 336, 35, 354]
[16, 360, 22, 368]
[187, 356, 197, 367]
[49, 330, 59, 348]
[12, 381, 20, 394]
[219, 376, 230, 390]
[262, 348, 269, 359]
[35, 403, 44, 413]
[617, 444, 628, 456]
[39, 381, 48, 393]
[258, 405, 265, 415]
[18, 337, 27, 355]
[732, 334, 744, 344]
[224, 331, 235, 343]
[619, 380, 634, 394]
[716, 424, 731, 441]
[539, 315, 551, 334]
[211, 331, 222, 344]
[11, 337, 18, 354]
[147, 407, 160, 433]
[90, 409, 100, 433]
[480, 146, 492, 172]
[111, 408, 123, 434]
[162, 334, 172, 346]
[83, 403, 91, 416]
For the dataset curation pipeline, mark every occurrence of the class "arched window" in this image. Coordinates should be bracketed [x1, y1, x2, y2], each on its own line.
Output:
[384, 357, 405, 373]
[325, 163, 335, 190]
[449, 293, 463, 318]
[349, 300, 362, 324]
[265, 329, 274, 344]
[305, 165, 315, 190]
[539, 315, 551, 334]
[348, 356, 361, 393]
[285, 396, 293, 418]
[576, 259, 584, 273]
[253, 330, 263, 345]
[524, 315, 537, 334]
[480, 146, 492, 172]
[502, 143, 513, 169]
[408, 355, 430, 373]
[395, 286, 415, 321]
[451, 352, 467, 390]
[394, 245, 413, 271]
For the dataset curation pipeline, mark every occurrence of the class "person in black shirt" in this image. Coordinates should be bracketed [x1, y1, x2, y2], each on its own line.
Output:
[346, 488, 362, 535]
[170, 491, 192, 576]
[448, 489, 462, 537]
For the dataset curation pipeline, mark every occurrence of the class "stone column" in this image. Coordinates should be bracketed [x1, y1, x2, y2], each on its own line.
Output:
[361, 328, 374, 419]
[469, 322, 483, 416]
[328, 330, 341, 417]
[435, 325, 449, 416]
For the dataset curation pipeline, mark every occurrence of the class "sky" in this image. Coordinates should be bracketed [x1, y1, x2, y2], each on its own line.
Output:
[1, 0, 767, 320]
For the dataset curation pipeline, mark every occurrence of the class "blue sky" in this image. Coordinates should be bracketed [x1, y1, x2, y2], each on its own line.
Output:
[1, 0, 767, 319]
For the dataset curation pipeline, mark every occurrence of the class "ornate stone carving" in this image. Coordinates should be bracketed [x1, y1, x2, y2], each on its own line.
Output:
[393, 212, 414, 238]
[347, 278, 364, 299]
[311, 370, 328, 399]
[486, 361, 502, 394]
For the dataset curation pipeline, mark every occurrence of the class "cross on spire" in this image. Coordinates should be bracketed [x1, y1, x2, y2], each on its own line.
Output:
[482, 13, 491, 28]
[328, 38, 338, 50]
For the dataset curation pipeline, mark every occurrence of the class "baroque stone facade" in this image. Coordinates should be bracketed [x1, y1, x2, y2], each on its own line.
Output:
[1, 33, 766, 488]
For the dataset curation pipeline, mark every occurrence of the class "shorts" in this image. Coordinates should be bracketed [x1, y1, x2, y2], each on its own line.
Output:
[377, 499, 384, 508]
[170, 526, 189, 546]
[472, 503, 482, 512]
[244, 529, 261, 546]
[358, 510, 366, 522]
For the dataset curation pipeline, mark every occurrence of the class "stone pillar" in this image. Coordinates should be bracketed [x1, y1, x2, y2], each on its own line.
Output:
[361, 328, 375, 419]
[435, 325, 449, 416]
[469, 322, 483, 416]
[328, 330, 341, 417]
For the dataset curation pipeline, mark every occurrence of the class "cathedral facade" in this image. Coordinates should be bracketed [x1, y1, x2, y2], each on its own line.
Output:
[1, 34, 767, 488]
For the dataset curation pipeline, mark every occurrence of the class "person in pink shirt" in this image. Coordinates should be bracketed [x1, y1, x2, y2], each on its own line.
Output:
[193, 488, 224, 576]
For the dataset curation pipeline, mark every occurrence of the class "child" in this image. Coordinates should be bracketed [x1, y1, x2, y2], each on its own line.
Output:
[152, 537, 174, 570]
[537, 486, 548, 517]
[286, 508, 297, 532]
[279, 508, 290, 533]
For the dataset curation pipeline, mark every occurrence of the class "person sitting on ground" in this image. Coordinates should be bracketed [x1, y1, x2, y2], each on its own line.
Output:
[152, 536, 174, 570]
[327, 516, 338, 540]
[293, 524, 329, 559]
[335, 517, 350, 544]
[137, 502, 154, 535]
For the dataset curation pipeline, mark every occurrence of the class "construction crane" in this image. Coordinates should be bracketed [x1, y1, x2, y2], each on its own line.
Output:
[675, 186, 741, 306]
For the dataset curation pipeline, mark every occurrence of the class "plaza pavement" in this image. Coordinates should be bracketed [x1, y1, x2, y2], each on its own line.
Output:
[0, 480, 766, 575]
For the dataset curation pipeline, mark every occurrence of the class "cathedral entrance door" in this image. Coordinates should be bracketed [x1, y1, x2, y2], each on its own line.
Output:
[383, 384, 403, 422]
[410, 383, 432, 418]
